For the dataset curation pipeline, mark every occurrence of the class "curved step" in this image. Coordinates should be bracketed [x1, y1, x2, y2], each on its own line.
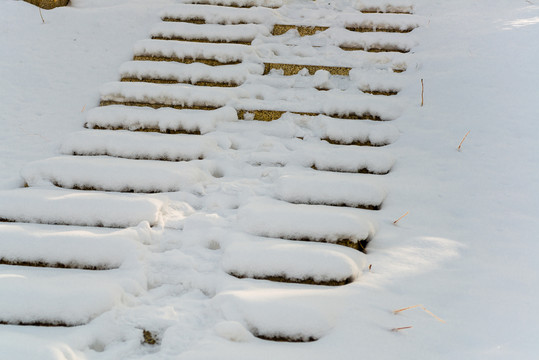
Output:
[133, 39, 252, 65]
[237, 197, 373, 251]
[222, 237, 365, 285]
[99, 81, 401, 121]
[161, 4, 273, 24]
[214, 287, 340, 342]
[0, 223, 142, 270]
[85, 105, 238, 134]
[241, 138, 395, 174]
[61, 130, 221, 161]
[186, 0, 282, 9]
[119, 60, 262, 87]
[0, 188, 164, 228]
[263, 62, 350, 76]
[274, 172, 386, 210]
[0, 266, 142, 326]
[150, 22, 270, 44]
[21, 156, 213, 194]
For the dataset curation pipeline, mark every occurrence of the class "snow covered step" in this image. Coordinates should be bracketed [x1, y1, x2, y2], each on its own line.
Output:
[236, 94, 400, 121]
[331, 29, 413, 53]
[0, 266, 143, 326]
[119, 61, 263, 87]
[263, 62, 351, 76]
[243, 139, 395, 174]
[100, 81, 235, 110]
[21, 156, 212, 194]
[214, 287, 340, 342]
[272, 23, 414, 36]
[133, 39, 253, 66]
[222, 236, 365, 285]
[85, 105, 238, 135]
[274, 172, 386, 210]
[0, 188, 163, 228]
[61, 130, 221, 161]
[161, 4, 274, 24]
[358, 0, 413, 14]
[237, 198, 374, 251]
[0, 223, 143, 270]
[150, 22, 270, 45]
[100, 81, 400, 121]
[187, 0, 283, 9]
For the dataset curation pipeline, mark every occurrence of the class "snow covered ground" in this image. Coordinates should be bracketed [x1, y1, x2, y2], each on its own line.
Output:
[1, 0, 538, 359]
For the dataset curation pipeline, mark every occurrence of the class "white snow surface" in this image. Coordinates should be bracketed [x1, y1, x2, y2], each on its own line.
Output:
[1, 0, 538, 359]
[0, 188, 164, 227]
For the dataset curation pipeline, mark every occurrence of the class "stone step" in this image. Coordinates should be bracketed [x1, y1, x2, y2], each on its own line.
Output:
[236, 109, 384, 121]
[161, 4, 273, 24]
[133, 39, 251, 66]
[273, 171, 385, 210]
[0, 223, 143, 271]
[0, 265, 142, 326]
[61, 129, 221, 162]
[223, 237, 365, 286]
[263, 62, 351, 76]
[214, 287, 340, 342]
[272, 23, 415, 36]
[186, 0, 282, 9]
[85, 105, 238, 135]
[150, 22, 269, 45]
[98, 82, 399, 121]
[0, 188, 163, 228]
[21, 156, 212, 194]
[237, 198, 373, 252]
[119, 60, 260, 87]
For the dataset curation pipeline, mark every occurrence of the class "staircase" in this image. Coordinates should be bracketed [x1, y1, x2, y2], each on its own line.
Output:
[0, 0, 419, 350]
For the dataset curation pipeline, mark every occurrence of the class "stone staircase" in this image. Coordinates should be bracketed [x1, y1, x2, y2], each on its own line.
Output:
[0, 0, 419, 348]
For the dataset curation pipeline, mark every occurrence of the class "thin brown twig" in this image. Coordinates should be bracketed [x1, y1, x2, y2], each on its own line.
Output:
[420, 78, 424, 106]
[391, 326, 413, 332]
[457, 130, 471, 151]
[393, 304, 446, 323]
[39, 8, 45, 24]
[393, 211, 409, 225]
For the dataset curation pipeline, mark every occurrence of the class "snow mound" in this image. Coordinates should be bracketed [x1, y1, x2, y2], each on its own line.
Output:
[222, 236, 365, 283]
[0, 188, 164, 227]
[237, 197, 374, 245]
[21, 156, 212, 194]
[274, 172, 386, 209]
[0, 223, 143, 269]
[0, 266, 138, 326]
[214, 287, 343, 341]
[150, 22, 271, 42]
[61, 129, 223, 161]
[85, 105, 238, 134]
[214, 321, 253, 342]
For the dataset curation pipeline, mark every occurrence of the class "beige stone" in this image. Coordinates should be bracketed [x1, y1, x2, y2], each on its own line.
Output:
[24, 0, 69, 10]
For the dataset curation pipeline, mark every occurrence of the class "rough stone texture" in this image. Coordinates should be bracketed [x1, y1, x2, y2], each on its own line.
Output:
[24, 0, 69, 10]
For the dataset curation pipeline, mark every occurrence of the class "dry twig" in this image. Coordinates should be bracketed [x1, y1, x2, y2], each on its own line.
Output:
[393, 304, 446, 323]
[457, 130, 471, 151]
[393, 211, 409, 225]
[420, 79, 424, 106]
[39, 8, 45, 24]
[391, 326, 413, 332]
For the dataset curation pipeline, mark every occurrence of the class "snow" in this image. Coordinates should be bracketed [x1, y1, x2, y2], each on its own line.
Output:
[1, 0, 538, 359]
[0, 223, 145, 269]
[237, 197, 374, 244]
[85, 105, 238, 133]
[21, 156, 213, 193]
[221, 235, 365, 283]
[0, 188, 164, 227]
